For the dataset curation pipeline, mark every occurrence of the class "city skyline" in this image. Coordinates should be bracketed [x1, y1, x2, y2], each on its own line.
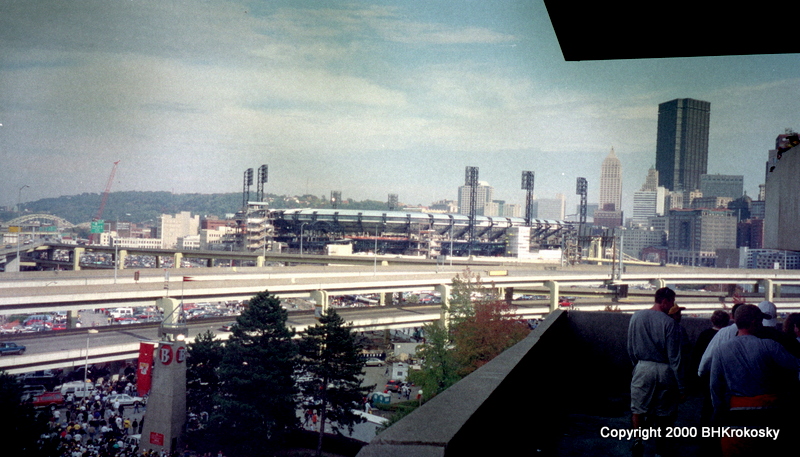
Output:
[2, 1, 799, 218]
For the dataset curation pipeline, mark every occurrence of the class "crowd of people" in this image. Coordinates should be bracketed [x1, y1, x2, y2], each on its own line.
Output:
[627, 287, 800, 456]
[35, 376, 148, 457]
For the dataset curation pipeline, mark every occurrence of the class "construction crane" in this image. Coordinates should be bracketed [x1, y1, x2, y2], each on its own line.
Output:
[95, 160, 120, 222]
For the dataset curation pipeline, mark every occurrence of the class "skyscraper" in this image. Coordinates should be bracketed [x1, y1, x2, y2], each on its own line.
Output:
[594, 147, 623, 227]
[655, 98, 711, 192]
[457, 181, 494, 216]
[599, 147, 622, 211]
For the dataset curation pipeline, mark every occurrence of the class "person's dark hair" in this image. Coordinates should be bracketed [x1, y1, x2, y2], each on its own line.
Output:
[710, 309, 730, 328]
[782, 313, 800, 335]
[655, 287, 676, 304]
[730, 302, 744, 320]
[734, 304, 765, 331]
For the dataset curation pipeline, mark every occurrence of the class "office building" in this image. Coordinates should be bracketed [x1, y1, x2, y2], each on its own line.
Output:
[655, 98, 711, 192]
[458, 181, 494, 216]
[764, 135, 800, 251]
[667, 208, 736, 267]
[641, 167, 659, 192]
[700, 174, 744, 199]
[631, 189, 666, 227]
[621, 226, 667, 260]
[595, 148, 623, 227]
[741, 247, 800, 269]
[535, 194, 566, 220]
[599, 148, 622, 211]
[158, 211, 200, 249]
[631, 168, 666, 227]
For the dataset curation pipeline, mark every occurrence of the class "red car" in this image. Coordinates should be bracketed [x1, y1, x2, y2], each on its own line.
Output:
[31, 392, 65, 408]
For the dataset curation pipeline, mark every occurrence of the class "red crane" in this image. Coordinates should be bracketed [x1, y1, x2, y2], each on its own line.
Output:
[94, 160, 120, 222]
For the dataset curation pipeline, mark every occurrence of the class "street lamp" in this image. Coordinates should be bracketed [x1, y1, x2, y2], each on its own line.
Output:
[83, 329, 99, 403]
[16, 184, 28, 213]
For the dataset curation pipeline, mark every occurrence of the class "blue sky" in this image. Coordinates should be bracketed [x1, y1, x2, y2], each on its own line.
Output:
[1, 0, 799, 219]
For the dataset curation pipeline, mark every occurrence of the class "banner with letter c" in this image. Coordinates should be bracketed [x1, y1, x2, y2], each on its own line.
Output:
[137, 342, 155, 395]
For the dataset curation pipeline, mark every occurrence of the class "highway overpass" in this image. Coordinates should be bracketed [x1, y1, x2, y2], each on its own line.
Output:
[2, 262, 800, 374]
[2, 262, 800, 316]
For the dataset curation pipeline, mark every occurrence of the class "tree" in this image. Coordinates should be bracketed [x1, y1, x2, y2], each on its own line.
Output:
[209, 291, 298, 457]
[298, 308, 369, 457]
[186, 329, 224, 435]
[451, 300, 530, 376]
[407, 321, 460, 401]
[447, 268, 494, 326]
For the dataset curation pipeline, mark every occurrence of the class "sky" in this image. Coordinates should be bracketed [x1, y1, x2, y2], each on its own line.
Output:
[2, 0, 799, 220]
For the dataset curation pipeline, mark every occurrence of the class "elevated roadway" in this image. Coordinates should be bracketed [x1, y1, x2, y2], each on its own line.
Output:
[3, 263, 800, 374]
[2, 263, 800, 315]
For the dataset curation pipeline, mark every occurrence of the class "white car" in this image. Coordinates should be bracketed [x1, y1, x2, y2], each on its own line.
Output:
[364, 358, 384, 367]
[107, 393, 145, 406]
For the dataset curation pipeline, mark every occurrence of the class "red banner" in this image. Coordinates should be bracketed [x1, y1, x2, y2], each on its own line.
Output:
[137, 342, 155, 396]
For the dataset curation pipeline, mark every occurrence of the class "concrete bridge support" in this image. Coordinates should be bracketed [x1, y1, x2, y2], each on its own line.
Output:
[68, 309, 80, 329]
[72, 247, 84, 271]
[117, 249, 128, 270]
[760, 279, 776, 302]
[545, 280, 559, 312]
[173, 252, 183, 269]
[504, 287, 514, 305]
[310, 290, 329, 315]
[435, 284, 451, 327]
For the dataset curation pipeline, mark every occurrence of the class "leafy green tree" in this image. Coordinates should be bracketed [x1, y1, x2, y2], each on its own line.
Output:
[447, 268, 490, 326]
[298, 309, 369, 457]
[186, 329, 224, 416]
[407, 321, 461, 401]
[209, 291, 298, 457]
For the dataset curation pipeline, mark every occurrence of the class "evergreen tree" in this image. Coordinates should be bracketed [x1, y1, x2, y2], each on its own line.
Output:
[186, 330, 223, 430]
[210, 291, 298, 457]
[298, 308, 368, 457]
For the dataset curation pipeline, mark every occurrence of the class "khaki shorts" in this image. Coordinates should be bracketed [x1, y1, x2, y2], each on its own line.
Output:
[630, 360, 678, 417]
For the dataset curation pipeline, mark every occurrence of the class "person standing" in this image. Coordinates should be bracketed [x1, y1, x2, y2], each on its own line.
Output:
[710, 304, 799, 455]
[627, 287, 685, 457]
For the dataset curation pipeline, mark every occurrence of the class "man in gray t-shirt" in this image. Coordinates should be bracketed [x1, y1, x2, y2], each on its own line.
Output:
[627, 287, 684, 456]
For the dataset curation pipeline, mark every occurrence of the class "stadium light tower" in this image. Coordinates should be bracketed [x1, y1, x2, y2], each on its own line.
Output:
[465, 166, 479, 255]
[521, 171, 535, 226]
[330, 191, 341, 209]
[576, 177, 588, 233]
[242, 168, 253, 208]
[257, 164, 268, 202]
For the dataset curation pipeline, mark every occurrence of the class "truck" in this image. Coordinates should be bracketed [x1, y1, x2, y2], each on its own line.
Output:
[0, 342, 26, 356]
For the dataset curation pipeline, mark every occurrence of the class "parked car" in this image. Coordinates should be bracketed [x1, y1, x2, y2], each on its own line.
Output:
[106, 393, 145, 406]
[384, 380, 402, 392]
[364, 358, 384, 367]
[0, 342, 26, 355]
[31, 391, 65, 408]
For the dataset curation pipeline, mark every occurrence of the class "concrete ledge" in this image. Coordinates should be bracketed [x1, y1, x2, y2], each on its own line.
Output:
[357, 309, 569, 456]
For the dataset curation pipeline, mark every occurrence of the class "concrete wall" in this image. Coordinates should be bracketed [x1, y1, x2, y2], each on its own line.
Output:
[357, 310, 716, 457]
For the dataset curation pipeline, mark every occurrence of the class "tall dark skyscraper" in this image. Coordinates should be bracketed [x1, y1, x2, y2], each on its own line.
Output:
[655, 98, 711, 192]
